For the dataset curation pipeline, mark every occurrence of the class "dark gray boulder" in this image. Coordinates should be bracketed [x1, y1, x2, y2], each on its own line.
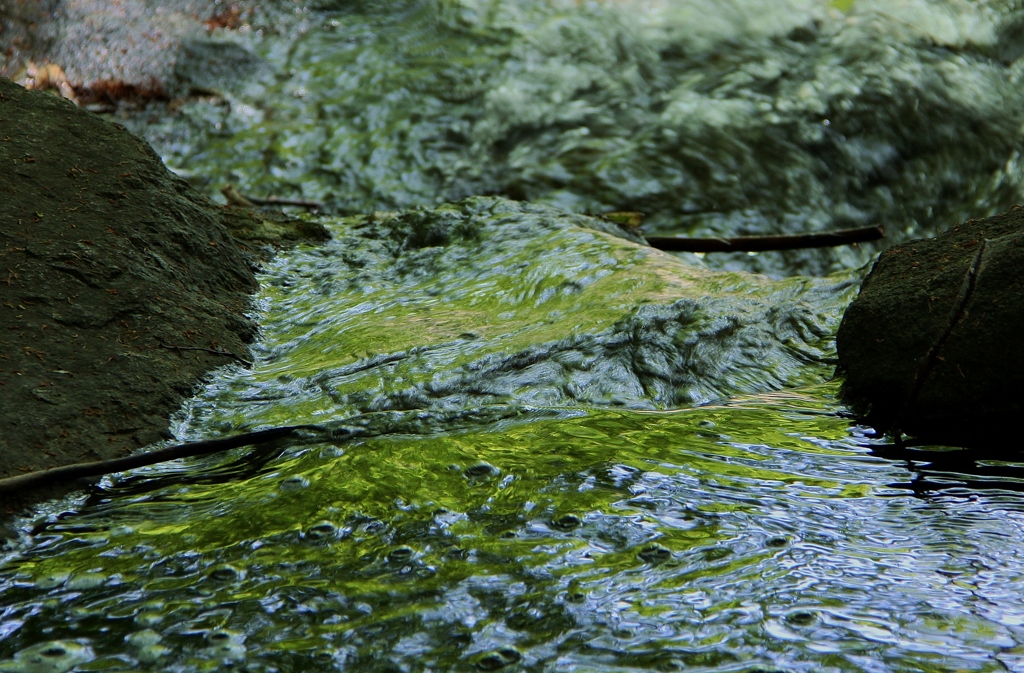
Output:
[0, 77, 257, 511]
[836, 208, 1024, 445]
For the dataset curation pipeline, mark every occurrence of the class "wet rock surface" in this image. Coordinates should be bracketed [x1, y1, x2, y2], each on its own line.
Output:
[837, 208, 1024, 445]
[0, 78, 259, 511]
[0, 0, 278, 105]
[181, 197, 862, 436]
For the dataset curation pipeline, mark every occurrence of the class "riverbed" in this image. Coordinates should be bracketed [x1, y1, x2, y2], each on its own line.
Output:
[3, 0, 1024, 671]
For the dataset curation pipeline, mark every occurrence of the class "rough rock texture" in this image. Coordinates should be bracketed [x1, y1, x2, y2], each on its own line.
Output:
[836, 208, 1024, 445]
[0, 78, 259, 510]
[2, 0, 213, 85]
[0, 0, 277, 108]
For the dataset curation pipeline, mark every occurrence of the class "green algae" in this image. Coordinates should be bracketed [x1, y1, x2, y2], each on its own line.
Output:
[1, 197, 1020, 670]
[172, 197, 860, 432]
[15, 397, 851, 579]
[3, 383, 1022, 671]
[7, 1, 1024, 670]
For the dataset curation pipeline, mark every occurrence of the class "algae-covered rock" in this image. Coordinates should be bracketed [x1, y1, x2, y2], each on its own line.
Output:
[219, 206, 331, 249]
[0, 77, 259, 507]
[182, 197, 862, 432]
[836, 208, 1024, 445]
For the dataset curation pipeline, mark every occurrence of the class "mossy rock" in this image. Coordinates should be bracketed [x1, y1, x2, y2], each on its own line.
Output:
[837, 208, 1024, 445]
[219, 206, 330, 249]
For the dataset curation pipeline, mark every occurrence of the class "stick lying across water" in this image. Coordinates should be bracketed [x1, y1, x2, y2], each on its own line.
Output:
[0, 426, 314, 495]
[646, 225, 884, 253]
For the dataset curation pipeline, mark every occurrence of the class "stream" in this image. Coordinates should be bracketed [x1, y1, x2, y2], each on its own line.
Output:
[5, 0, 1024, 671]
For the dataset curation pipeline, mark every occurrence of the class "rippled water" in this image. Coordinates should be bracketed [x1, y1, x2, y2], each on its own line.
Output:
[6, 0, 1024, 670]
[5, 207, 1024, 672]
[129, 0, 1024, 275]
[5, 388, 1024, 672]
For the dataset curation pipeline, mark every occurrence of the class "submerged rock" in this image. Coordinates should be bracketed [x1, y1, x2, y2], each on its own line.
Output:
[182, 197, 862, 433]
[837, 208, 1024, 445]
[0, 78, 259, 509]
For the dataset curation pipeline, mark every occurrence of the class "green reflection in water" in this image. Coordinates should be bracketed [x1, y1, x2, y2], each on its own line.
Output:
[131, 0, 1024, 276]
[2, 386, 1021, 672]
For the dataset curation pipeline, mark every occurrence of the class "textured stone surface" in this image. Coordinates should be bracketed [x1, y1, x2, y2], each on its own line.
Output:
[0, 78, 259, 509]
[837, 208, 1024, 445]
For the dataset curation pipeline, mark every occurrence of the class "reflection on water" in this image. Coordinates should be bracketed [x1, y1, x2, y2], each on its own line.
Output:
[130, 0, 1024, 275]
[3, 179, 1024, 673]
[4, 389, 1024, 672]
[6, 0, 1024, 669]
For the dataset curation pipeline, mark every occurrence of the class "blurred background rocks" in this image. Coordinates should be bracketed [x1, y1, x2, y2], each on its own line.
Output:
[0, 0, 269, 106]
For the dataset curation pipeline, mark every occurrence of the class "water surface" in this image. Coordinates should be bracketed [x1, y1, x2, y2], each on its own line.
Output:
[5, 1, 1024, 670]
[4, 387, 1024, 672]
[3, 207, 1024, 672]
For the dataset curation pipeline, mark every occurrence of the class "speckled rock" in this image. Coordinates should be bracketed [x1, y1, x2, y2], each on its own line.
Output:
[836, 208, 1024, 445]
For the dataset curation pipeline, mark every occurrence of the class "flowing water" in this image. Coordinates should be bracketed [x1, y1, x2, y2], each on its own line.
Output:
[131, 0, 1024, 275]
[6, 0, 1024, 671]
[7, 389, 1024, 673]
[3, 201, 1024, 673]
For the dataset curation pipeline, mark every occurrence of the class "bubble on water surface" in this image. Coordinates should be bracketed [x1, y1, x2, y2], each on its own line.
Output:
[387, 546, 416, 563]
[0, 642, 93, 673]
[305, 520, 341, 540]
[551, 513, 582, 531]
[785, 610, 818, 626]
[464, 462, 500, 479]
[637, 543, 672, 564]
[279, 475, 310, 491]
[204, 630, 246, 661]
[207, 564, 243, 581]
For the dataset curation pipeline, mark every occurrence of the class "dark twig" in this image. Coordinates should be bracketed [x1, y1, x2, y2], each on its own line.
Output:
[646, 225, 884, 253]
[247, 195, 324, 210]
[0, 426, 316, 495]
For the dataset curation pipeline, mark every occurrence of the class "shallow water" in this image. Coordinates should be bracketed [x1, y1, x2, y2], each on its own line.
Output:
[4, 208, 1024, 672]
[6, 0, 1024, 670]
[5, 388, 1024, 672]
[127, 0, 1024, 275]
[174, 198, 860, 429]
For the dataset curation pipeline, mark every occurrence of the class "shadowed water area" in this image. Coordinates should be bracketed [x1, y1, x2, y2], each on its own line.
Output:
[5, 0, 1024, 671]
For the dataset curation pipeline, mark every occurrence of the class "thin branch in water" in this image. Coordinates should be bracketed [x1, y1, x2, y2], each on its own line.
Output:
[247, 195, 325, 210]
[220, 184, 323, 211]
[0, 426, 316, 495]
[646, 225, 884, 253]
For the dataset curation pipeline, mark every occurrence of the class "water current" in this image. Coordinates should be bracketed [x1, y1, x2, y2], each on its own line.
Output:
[5, 0, 1024, 671]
